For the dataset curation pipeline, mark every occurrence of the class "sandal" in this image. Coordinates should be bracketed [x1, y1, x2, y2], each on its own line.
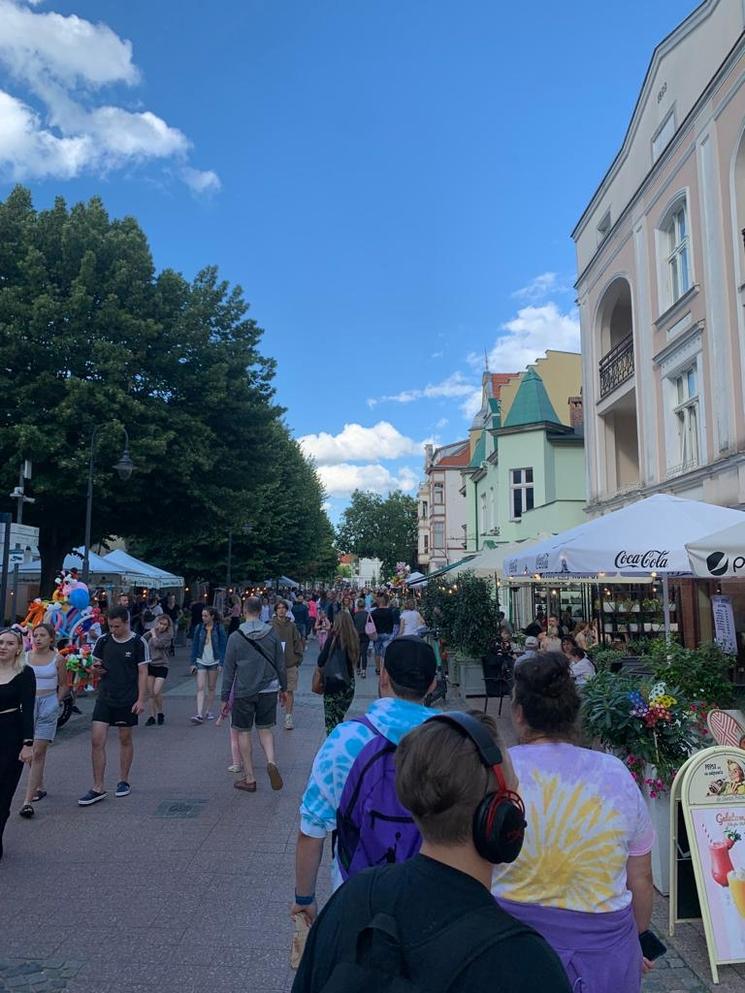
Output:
[234, 779, 257, 792]
[267, 762, 284, 791]
[19, 804, 34, 819]
[32, 790, 47, 802]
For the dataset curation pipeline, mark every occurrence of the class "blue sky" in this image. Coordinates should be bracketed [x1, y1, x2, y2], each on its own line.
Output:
[0, 0, 696, 518]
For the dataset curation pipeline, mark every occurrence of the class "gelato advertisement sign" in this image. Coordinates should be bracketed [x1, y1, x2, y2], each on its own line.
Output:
[676, 747, 745, 981]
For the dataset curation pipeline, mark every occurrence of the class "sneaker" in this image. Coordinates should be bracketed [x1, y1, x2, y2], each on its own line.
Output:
[19, 804, 34, 819]
[78, 789, 107, 806]
[284, 713, 294, 730]
[227, 764, 243, 774]
[157, 713, 165, 726]
[145, 716, 156, 726]
[115, 781, 131, 798]
[205, 711, 216, 721]
[190, 715, 204, 725]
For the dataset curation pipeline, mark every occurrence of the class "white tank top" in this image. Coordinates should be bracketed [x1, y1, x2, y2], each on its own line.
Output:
[25, 653, 59, 692]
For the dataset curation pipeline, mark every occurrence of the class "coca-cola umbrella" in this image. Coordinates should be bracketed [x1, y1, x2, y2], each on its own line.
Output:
[502, 494, 745, 639]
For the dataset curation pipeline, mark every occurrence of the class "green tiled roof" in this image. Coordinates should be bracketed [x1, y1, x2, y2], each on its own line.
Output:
[468, 431, 486, 468]
[502, 368, 560, 428]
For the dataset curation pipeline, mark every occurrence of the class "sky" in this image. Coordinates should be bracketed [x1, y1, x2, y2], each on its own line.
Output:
[0, 0, 697, 519]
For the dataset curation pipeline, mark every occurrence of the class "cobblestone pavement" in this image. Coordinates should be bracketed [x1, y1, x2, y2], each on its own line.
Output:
[1, 641, 743, 992]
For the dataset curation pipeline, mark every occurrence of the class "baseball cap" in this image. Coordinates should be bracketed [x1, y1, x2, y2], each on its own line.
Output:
[524, 636, 539, 649]
[384, 636, 436, 694]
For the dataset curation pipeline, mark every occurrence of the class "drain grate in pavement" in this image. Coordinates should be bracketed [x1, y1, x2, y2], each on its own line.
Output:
[154, 798, 209, 818]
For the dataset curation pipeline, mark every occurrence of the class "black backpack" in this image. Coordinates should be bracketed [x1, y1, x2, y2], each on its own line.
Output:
[315, 872, 525, 993]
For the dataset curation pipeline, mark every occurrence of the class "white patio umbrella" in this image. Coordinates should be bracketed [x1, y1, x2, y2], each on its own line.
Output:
[502, 494, 745, 639]
[686, 521, 745, 579]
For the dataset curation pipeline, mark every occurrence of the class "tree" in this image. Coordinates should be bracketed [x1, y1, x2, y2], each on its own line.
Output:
[0, 187, 333, 592]
[336, 489, 417, 579]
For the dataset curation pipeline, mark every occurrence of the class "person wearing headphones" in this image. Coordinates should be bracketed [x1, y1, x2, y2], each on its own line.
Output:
[292, 711, 570, 992]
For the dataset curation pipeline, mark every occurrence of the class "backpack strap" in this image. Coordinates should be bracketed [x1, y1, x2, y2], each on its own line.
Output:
[238, 630, 279, 680]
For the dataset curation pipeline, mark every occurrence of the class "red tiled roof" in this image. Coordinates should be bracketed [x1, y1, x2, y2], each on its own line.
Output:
[489, 373, 519, 398]
[437, 441, 471, 467]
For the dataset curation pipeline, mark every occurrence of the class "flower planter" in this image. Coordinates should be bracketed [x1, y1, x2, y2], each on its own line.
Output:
[459, 659, 486, 698]
[644, 763, 671, 895]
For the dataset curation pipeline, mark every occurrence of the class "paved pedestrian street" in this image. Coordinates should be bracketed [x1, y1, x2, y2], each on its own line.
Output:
[1, 641, 743, 993]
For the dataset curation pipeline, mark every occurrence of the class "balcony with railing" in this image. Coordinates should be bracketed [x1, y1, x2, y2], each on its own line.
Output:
[599, 334, 634, 400]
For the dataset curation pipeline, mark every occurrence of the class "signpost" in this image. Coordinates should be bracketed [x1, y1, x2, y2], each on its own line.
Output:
[670, 746, 745, 984]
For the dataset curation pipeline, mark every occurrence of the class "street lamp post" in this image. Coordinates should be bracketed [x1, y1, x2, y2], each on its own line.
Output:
[226, 522, 253, 589]
[82, 426, 135, 586]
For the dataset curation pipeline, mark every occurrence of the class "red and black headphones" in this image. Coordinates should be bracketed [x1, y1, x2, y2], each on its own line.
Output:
[426, 712, 526, 865]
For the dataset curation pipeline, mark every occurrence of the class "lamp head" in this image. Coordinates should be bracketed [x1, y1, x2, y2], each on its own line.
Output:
[114, 449, 135, 482]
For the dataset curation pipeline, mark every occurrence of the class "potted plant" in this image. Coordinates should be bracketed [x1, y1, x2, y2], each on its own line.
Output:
[582, 672, 703, 894]
[420, 571, 500, 693]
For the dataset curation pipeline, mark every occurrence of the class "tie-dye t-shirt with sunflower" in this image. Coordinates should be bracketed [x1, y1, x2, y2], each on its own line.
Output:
[492, 743, 655, 913]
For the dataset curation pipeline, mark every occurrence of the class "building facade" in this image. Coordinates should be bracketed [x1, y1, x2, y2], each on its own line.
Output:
[417, 440, 469, 572]
[461, 355, 585, 552]
[574, 0, 745, 515]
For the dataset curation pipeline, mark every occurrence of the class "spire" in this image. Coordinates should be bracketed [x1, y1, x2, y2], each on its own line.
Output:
[502, 367, 561, 428]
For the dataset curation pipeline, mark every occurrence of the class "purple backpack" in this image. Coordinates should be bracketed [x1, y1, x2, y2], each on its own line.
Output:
[335, 716, 422, 882]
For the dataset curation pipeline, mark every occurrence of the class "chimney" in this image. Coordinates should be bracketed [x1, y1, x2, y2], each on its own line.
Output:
[424, 443, 433, 469]
[568, 396, 583, 431]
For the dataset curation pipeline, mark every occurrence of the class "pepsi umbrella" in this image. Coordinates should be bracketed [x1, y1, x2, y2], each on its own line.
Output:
[686, 522, 745, 579]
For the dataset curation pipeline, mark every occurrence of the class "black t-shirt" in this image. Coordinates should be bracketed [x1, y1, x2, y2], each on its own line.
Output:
[371, 606, 395, 634]
[93, 634, 149, 707]
[292, 856, 570, 993]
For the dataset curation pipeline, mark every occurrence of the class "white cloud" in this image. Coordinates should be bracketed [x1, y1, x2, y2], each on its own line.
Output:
[299, 421, 425, 466]
[470, 302, 580, 374]
[0, 0, 218, 191]
[460, 389, 484, 420]
[512, 272, 572, 303]
[0, 0, 139, 87]
[431, 350, 444, 359]
[368, 372, 477, 407]
[316, 463, 419, 498]
[181, 165, 221, 195]
[435, 417, 449, 429]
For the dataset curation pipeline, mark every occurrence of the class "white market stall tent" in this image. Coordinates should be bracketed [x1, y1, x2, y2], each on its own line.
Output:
[102, 549, 184, 590]
[15, 547, 130, 583]
[686, 521, 745, 579]
[502, 494, 745, 640]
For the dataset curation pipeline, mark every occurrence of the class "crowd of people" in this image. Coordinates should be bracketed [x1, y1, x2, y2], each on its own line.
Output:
[0, 584, 660, 992]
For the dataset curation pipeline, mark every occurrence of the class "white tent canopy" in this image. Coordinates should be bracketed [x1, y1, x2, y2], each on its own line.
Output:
[102, 549, 184, 589]
[686, 521, 745, 579]
[15, 547, 129, 582]
[265, 576, 299, 589]
[447, 536, 549, 580]
[502, 495, 745, 579]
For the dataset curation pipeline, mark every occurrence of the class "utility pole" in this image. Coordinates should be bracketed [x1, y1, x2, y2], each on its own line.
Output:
[0, 512, 11, 624]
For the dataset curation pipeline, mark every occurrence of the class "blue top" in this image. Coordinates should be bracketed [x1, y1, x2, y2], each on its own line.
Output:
[190, 622, 227, 666]
[299, 696, 433, 889]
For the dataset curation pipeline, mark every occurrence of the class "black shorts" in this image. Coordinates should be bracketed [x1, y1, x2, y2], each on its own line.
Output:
[231, 693, 278, 731]
[92, 699, 138, 728]
[147, 664, 168, 679]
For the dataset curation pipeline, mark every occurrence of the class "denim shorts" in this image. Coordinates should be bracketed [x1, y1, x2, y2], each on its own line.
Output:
[34, 694, 62, 742]
[194, 661, 221, 672]
[374, 634, 393, 656]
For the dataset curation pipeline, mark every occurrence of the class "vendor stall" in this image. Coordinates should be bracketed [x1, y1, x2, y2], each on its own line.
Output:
[101, 549, 184, 590]
[503, 494, 745, 644]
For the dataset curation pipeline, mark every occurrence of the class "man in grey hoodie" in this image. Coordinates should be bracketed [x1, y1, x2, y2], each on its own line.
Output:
[220, 596, 287, 792]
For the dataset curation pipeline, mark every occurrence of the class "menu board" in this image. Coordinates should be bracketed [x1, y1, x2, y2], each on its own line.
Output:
[680, 747, 745, 982]
[711, 596, 738, 655]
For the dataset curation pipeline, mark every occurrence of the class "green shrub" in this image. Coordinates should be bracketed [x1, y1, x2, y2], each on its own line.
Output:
[420, 571, 499, 658]
[643, 640, 735, 708]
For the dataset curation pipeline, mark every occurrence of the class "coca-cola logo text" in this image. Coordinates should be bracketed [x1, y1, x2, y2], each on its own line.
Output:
[613, 549, 670, 570]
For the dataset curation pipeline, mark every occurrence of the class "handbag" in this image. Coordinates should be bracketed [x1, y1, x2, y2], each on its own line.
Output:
[364, 612, 377, 638]
[311, 666, 325, 695]
[324, 638, 352, 695]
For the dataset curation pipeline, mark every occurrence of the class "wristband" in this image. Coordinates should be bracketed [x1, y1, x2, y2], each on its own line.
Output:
[294, 892, 315, 906]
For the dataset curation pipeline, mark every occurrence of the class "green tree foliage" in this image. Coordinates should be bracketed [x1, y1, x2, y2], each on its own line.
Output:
[336, 489, 417, 578]
[0, 186, 334, 592]
[419, 571, 500, 657]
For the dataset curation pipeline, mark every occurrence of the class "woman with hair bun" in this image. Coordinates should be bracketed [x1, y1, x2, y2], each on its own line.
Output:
[491, 652, 655, 993]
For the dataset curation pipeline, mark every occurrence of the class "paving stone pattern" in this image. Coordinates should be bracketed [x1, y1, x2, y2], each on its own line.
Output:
[1, 642, 742, 992]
